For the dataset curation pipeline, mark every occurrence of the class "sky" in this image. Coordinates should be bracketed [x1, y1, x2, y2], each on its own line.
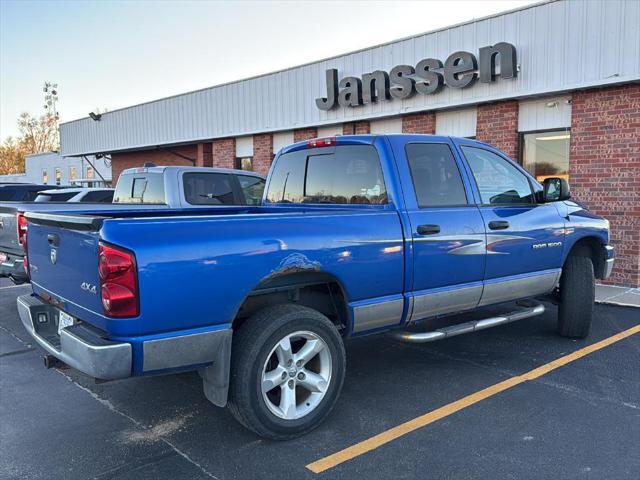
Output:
[0, 0, 536, 140]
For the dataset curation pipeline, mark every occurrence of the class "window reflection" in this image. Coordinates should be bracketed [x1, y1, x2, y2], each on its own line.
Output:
[522, 131, 570, 182]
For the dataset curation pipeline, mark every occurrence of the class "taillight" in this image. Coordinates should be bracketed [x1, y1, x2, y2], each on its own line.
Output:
[17, 213, 27, 246]
[17, 213, 30, 276]
[99, 242, 139, 317]
[307, 137, 336, 148]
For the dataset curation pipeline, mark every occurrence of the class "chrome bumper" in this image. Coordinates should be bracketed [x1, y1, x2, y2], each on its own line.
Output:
[604, 245, 615, 279]
[0, 252, 28, 284]
[17, 294, 132, 379]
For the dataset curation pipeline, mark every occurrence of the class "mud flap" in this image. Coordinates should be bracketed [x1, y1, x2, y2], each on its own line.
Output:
[200, 330, 232, 407]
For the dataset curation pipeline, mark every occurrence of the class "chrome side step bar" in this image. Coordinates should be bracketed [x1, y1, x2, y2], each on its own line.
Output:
[390, 300, 545, 344]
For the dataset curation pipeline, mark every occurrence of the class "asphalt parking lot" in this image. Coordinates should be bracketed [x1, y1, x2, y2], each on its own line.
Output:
[1, 277, 639, 480]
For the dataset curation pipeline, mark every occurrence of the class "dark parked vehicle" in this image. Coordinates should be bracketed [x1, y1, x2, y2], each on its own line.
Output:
[0, 183, 64, 202]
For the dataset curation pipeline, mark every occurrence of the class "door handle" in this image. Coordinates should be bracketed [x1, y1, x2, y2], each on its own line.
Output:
[47, 233, 59, 247]
[488, 221, 510, 230]
[416, 224, 441, 235]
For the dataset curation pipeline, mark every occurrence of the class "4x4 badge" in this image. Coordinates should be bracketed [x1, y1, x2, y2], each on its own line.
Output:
[81, 282, 97, 294]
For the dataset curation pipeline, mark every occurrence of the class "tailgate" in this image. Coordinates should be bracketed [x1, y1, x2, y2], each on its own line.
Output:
[26, 213, 105, 322]
[0, 206, 20, 255]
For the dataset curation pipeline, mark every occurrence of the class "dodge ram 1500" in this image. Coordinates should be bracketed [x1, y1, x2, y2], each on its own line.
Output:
[17, 135, 614, 438]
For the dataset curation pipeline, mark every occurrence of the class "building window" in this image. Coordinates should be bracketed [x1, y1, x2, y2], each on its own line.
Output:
[42, 169, 48, 184]
[69, 166, 77, 183]
[235, 157, 253, 171]
[520, 130, 570, 182]
[55, 168, 61, 185]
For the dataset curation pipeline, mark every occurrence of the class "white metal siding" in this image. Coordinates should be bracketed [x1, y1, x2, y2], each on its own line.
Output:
[370, 117, 403, 134]
[236, 136, 254, 157]
[317, 124, 343, 137]
[518, 96, 572, 131]
[0, 152, 112, 185]
[60, 0, 640, 156]
[272, 131, 294, 153]
[435, 108, 477, 137]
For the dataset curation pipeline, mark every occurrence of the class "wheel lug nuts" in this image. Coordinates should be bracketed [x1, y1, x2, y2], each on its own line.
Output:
[287, 359, 293, 367]
[297, 372, 305, 380]
[288, 380, 294, 389]
[296, 360, 302, 367]
[281, 372, 287, 380]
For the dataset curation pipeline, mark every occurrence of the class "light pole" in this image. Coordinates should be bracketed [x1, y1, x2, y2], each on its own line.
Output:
[43, 82, 60, 147]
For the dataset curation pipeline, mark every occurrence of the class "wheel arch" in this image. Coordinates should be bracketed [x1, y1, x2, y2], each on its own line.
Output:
[564, 235, 607, 279]
[232, 270, 351, 334]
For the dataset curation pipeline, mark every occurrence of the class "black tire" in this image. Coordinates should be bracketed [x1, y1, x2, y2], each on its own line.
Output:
[227, 304, 346, 439]
[557, 256, 595, 338]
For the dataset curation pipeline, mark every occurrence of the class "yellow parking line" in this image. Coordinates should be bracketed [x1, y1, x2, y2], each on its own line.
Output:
[307, 324, 640, 474]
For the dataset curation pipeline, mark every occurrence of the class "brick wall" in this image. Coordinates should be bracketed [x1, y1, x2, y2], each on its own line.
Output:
[196, 142, 213, 167]
[402, 112, 435, 134]
[570, 84, 640, 287]
[343, 121, 370, 135]
[211, 138, 236, 169]
[253, 133, 273, 176]
[110, 145, 197, 184]
[476, 101, 519, 159]
[293, 128, 318, 143]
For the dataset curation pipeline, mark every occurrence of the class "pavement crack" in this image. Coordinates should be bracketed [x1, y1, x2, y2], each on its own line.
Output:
[531, 376, 640, 411]
[0, 323, 32, 347]
[0, 347, 35, 358]
[92, 450, 176, 479]
[54, 369, 220, 479]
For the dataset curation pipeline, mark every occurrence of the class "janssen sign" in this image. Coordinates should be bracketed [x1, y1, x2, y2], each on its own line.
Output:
[315, 42, 517, 110]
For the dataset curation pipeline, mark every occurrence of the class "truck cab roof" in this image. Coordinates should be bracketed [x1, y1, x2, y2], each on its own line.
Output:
[280, 133, 494, 155]
[120, 165, 265, 179]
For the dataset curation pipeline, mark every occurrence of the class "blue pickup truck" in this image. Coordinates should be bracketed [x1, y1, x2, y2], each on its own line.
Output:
[17, 134, 614, 439]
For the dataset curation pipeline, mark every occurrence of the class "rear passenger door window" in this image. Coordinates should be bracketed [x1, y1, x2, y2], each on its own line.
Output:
[405, 143, 467, 207]
[183, 173, 236, 205]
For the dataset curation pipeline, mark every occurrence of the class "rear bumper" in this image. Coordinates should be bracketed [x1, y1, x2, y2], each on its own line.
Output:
[0, 251, 28, 284]
[17, 294, 132, 379]
[17, 294, 233, 385]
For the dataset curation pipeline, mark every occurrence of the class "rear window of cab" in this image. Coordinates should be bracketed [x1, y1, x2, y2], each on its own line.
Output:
[266, 145, 387, 205]
[113, 173, 166, 204]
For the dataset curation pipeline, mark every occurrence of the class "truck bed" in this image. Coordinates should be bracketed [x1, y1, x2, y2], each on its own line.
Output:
[25, 204, 405, 340]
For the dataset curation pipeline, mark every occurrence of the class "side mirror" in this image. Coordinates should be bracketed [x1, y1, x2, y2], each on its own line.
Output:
[543, 177, 571, 202]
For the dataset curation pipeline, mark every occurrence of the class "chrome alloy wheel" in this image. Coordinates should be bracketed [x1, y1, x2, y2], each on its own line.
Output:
[261, 331, 332, 420]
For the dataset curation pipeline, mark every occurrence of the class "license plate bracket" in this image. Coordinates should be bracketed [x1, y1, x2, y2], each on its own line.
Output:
[58, 311, 75, 334]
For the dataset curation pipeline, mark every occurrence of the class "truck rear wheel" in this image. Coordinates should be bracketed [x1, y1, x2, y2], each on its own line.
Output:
[557, 256, 595, 338]
[227, 304, 346, 439]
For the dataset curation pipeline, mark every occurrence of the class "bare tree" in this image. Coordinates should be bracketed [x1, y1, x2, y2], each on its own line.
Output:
[17, 111, 60, 153]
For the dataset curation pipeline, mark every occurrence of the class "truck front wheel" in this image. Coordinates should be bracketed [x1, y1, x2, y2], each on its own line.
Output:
[557, 255, 595, 338]
[227, 304, 346, 439]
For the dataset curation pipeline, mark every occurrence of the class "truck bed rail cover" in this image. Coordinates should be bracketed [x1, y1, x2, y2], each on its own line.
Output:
[24, 211, 105, 231]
